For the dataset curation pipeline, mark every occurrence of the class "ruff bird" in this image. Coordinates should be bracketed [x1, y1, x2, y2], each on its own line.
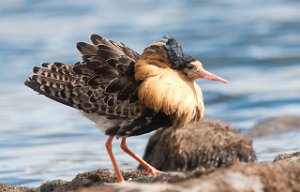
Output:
[24, 34, 228, 182]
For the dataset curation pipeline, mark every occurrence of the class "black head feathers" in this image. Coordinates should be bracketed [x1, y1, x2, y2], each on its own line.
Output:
[161, 36, 195, 70]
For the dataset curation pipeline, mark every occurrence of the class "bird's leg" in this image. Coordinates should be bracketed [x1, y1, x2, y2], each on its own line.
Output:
[120, 137, 161, 176]
[105, 135, 125, 182]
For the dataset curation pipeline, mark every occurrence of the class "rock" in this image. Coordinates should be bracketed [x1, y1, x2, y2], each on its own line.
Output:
[0, 183, 35, 192]
[140, 119, 256, 171]
[273, 151, 300, 163]
[177, 161, 300, 192]
[49, 170, 206, 191]
[247, 116, 300, 137]
[2, 162, 300, 192]
[43, 169, 143, 192]
[39, 180, 68, 192]
[42, 161, 300, 192]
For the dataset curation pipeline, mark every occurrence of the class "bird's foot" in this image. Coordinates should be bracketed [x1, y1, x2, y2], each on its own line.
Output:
[117, 177, 125, 183]
[141, 168, 162, 176]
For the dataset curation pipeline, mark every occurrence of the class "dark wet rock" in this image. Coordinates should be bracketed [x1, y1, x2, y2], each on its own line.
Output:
[247, 115, 300, 137]
[273, 151, 300, 162]
[140, 119, 256, 171]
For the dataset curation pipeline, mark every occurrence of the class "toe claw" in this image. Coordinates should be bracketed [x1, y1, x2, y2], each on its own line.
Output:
[147, 168, 162, 176]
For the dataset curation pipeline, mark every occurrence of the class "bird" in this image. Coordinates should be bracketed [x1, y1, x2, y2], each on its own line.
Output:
[24, 34, 228, 182]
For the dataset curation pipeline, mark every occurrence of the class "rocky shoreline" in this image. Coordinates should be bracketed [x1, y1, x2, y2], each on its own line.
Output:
[2, 116, 300, 192]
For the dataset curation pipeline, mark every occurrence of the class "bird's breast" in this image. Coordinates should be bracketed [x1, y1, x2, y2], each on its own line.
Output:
[137, 69, 204, 126]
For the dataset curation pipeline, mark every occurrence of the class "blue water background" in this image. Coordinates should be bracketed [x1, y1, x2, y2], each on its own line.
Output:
[0, 0, 300, 186]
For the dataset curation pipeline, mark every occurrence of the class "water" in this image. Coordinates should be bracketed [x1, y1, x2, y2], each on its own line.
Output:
[1, 0, 300, 187]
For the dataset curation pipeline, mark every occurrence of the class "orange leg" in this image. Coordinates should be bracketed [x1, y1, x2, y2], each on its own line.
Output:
[120, 137, 161, 176]
[105, 135, 125, 182]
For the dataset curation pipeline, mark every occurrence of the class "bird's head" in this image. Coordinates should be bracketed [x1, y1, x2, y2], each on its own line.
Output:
[140, 36, 228, 84]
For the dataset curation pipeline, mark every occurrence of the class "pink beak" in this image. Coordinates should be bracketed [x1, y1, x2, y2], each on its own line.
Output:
[198, 69, 228, 84]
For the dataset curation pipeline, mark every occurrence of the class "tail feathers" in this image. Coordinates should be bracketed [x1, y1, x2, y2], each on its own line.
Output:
[27, 74, 70, 89]
[24, 63, 81, 108]
[25, 34, 141, 117]
[76, 42, 97, 55]
[33, 66, 74, 82]
[90, 34, 140, 60]
[24, 78, 73, 107]
[41, 62, 75, 76]
[25, 76, 93, 108]
[90, 34, 122, 52]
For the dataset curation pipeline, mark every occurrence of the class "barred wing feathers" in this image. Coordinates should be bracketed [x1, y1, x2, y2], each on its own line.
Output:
[25, 34, 171, 136]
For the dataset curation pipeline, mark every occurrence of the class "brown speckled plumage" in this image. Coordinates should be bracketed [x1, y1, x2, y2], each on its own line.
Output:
[25, 34, 156, 136]
[25, 34, 207, 136]
[25, 34, 227, 182]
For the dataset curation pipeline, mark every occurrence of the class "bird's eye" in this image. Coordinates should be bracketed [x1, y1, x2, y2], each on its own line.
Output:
[186, 65, 194, 69]
[150, 45, 161, 51]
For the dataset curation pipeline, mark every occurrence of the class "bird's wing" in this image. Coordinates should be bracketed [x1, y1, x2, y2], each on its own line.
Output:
[25, 34, 172, 136]
[25, 34, 140, 117]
